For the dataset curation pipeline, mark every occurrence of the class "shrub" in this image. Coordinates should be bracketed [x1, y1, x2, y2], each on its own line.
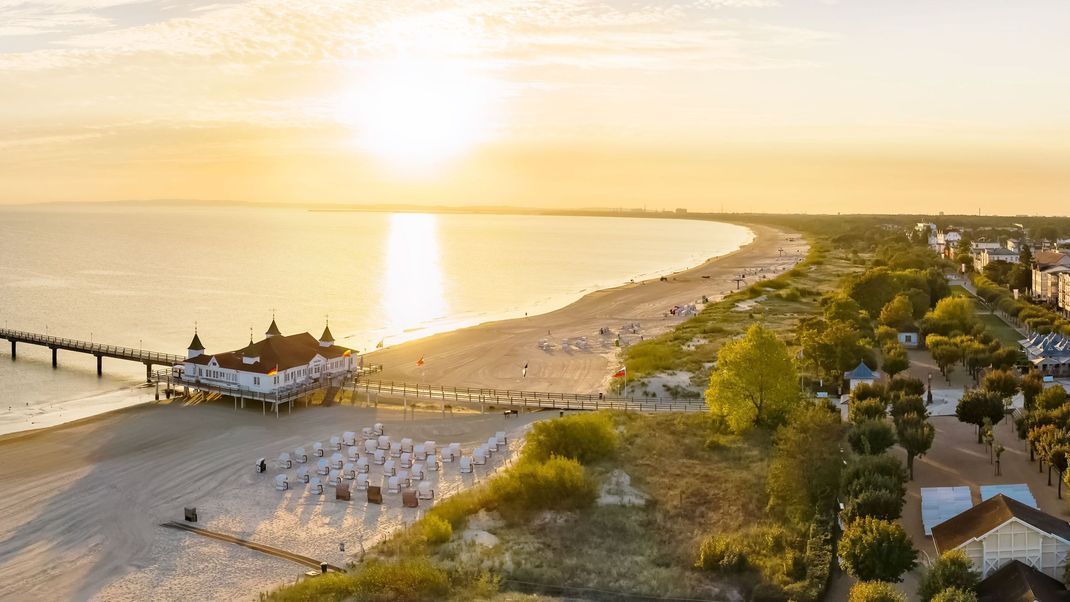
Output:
[426, 489, 485, 530]
[417, 514, 452, 546]
[840, 488, 905, 522]
[840, 517, 918, 582]
[842, 471, 906, 501]
[264, 559, 450, 602]
[849, 399, 888, 423]
[780, 513, 836, 602]
[848, 581, 907, 602]
[929, 588, 977, 602]
[842, 454, 908, 492]
[848, 419, 897, 455]
[522, 412, 619, 464]
[918, 550, 980, 602]
[695, 533, 750, 572]
[488, 455, 597, 519]
[349, 559, 450, 601]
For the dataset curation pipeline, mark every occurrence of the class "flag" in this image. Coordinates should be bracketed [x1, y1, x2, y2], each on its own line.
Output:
[522, 362, 528, 378]
[267, 365, 278, 376]
[613, 367, 626, 378]
[375, 338, 384, 349]
[343, 349, 352, 357]
[416, 356, 424, 366]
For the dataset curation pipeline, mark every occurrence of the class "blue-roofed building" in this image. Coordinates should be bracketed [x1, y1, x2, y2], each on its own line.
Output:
[844, 361, 879, 392]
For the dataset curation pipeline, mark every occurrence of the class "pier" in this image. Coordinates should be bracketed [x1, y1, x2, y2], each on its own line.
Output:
[348, 379, 706, 413]
[0, 328, 182, 382]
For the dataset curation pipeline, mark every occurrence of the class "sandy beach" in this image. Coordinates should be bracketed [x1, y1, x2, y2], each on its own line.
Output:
[368, 223, 805, 393]
[0, 220, 799, 601]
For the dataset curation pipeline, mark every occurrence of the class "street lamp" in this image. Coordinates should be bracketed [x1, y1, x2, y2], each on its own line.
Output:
[927, 372, 934, 405]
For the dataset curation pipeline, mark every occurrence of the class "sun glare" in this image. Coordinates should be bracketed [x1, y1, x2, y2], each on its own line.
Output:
[338, 57, 498, 174]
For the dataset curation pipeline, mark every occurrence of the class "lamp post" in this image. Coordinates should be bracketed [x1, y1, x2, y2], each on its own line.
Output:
[927, 372, 934, 405]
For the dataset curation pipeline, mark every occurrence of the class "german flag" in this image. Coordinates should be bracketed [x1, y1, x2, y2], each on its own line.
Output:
[267, 364, 278, 376]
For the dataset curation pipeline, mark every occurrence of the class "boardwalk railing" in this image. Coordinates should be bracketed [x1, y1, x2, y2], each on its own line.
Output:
[0, 328, 183, 365]
[350, 379, 706, 413]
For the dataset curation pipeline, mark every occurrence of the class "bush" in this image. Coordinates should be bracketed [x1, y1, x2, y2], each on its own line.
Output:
[426, 489, 485, 530]
[523, 412, 619, 464]
[848, 581, 907, 602]
[840, 488, 905, 522]
[417, 514, 452, 546]
[349, 559, 450, 601]
[840, 517, 918, 582]
[918, 550, 980, 602]
[848, 420, 897, 455]
[930, 588, 977, 602]
[264, 559, 450, 602]
[842, 471, 906, 501]
[849, 399, 888, 423]
[695, 533, 750, 572]
[842, 455, 908, 495]
[488, 455, 597, 519]
[780, 513, 836, 602]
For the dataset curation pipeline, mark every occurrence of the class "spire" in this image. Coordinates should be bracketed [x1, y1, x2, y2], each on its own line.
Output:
[265, 314, 281, 338]
[188, 332, 204, 351]
[319, 319, 335, 347]
[186, 324, 205, 359]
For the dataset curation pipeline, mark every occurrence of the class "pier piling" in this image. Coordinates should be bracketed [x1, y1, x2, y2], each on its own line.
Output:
[51, 347, 57, 368]
[9, 340, 14, 359]
[96, 355, 103, 376]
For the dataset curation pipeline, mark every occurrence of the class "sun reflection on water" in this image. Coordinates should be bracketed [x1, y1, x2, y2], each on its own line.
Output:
[382, 213, 447, 335]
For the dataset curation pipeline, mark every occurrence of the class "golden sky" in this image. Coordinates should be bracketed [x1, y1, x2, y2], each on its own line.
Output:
[1, 0, 1068, 214]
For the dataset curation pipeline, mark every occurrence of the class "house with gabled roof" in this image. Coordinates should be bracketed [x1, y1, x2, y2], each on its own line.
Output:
[932, 494, 1070, 580]
[976, 559, 1070, 602]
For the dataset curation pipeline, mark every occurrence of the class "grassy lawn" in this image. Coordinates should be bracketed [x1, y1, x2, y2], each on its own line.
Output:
[978, 312, 1023, 347]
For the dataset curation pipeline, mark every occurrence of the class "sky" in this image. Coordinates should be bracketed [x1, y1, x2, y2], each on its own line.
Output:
[1, 0, 1068, 214]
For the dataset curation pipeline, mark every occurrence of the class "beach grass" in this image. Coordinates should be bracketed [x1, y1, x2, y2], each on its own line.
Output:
[623, 237, 861, 389]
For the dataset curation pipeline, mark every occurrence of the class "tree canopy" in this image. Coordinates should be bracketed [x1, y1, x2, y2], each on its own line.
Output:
[839, 517, 918, 582]
[706, 323, 801, 433]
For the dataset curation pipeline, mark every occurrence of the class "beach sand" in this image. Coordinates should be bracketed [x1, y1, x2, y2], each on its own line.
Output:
[0, 221, 800, 601]
[0, 402, 538, 601]
[367, 223, 805, 393]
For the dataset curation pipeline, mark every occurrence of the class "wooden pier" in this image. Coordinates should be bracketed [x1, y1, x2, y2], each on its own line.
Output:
[0, 328, 182, 381]
[349, 379, 706, 413]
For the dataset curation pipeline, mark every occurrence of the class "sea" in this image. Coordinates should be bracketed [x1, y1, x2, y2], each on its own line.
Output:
[0, 205, 752, 434]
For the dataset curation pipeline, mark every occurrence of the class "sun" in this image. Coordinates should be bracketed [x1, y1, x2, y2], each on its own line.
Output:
[337, 57, 498, 174]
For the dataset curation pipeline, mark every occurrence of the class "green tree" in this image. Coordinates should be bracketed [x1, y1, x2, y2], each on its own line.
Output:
[766, 405, 844, 524]
[1021, 371, 1044, 410]
[1019, 242, 1034, 266]
[956, 389, 1006, 443]
[850, 398, 889, 424]
[890, 395, 927, 421]
[841, 488, 905, 522]
[882, 346, 910, 379]
[880, 295, 916, 330]
[706, 323, 801, 433]
[849, 420, 897, 455]
[918, 550, 980, 602]
[840, 517, 918, 582]
[896, 412, 936, 480]
[981, 370, 1019, 401]
[930, 343, 962, 381]
[848, 581, 907, 602]
[1037, 386, 1069, 412]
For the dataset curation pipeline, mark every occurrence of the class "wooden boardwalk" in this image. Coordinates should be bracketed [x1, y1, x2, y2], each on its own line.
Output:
[0, 328, 183, 381]
[161, 521, 343, 572]
[349, 379, 706, 413]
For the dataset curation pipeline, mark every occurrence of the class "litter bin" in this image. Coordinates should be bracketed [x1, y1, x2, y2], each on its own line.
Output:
[184, 507, 198, 523]
[320, 562, 328, 574]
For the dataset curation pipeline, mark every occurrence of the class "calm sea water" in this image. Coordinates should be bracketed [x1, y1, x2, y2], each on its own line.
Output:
[0, 205, 751, 432]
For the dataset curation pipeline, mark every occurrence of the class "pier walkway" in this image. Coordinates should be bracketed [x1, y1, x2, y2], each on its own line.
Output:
[348, 379, 706, 413]
[0, 328, 183, 381]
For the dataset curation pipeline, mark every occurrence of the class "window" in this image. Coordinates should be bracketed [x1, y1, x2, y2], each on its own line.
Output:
[254, 376, 260, 385]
